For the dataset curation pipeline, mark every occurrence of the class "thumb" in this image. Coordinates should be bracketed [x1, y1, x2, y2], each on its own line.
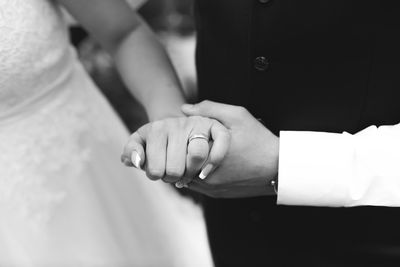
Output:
[121, 124, 148, 169]
[181, 100, 237, 127]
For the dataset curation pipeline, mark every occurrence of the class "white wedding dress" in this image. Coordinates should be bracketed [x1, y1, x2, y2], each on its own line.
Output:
[0, 0, 213, 266]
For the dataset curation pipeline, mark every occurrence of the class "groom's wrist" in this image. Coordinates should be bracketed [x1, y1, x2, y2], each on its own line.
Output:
[265, 136, 280, 194]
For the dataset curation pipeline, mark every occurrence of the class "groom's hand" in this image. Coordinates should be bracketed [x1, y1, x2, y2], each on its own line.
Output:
[181, 100, 279, 198]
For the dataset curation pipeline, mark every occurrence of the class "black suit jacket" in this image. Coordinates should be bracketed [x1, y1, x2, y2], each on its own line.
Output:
[195, 1, 400, 266]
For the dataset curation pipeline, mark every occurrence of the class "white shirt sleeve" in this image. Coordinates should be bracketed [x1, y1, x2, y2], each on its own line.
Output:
[277, 123, 400, 207]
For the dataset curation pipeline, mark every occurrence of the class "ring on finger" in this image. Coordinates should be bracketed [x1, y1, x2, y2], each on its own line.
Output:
[188, 133, 209, 144]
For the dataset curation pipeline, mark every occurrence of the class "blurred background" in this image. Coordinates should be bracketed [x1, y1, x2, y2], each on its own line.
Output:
[69, 0, 196, 132]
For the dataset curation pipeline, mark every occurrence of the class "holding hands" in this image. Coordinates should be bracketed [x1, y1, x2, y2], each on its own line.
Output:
[122, 101, 280, 198]
[121, 114, 230, 188]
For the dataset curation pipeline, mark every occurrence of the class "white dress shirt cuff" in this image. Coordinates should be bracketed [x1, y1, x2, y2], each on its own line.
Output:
[277, 126, 400, 207]
[277, 131, 354, 207]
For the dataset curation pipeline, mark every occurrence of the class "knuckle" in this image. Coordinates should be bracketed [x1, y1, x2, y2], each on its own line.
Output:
[182, 118, 193, 129]
[162, 176, 180, 183]
[183, 118, 192, 128]
[177, 117, 187, 125]
[164, 117, 176, 125]
[186, 115, 197, 123]
[199, 116, 212, 126]
[165, 118, 185, 132]
[124, 139, 135, 148]
[147, 168, 164, 180]
[165, 167, 185, 178]
[150, 121, 165, 132]
[193, 114, 206, 121]
[187, 117, 205, 130]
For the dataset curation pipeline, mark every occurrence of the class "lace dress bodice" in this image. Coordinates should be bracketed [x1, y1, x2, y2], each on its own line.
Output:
[0, 0, 151, 227]
[0, 0, 73, 116]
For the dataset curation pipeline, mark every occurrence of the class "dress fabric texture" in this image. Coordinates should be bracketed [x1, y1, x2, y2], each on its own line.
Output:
[0, 1, 213, 266]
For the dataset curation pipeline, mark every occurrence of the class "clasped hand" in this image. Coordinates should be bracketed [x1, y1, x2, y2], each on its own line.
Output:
[121, 101, 280, 198]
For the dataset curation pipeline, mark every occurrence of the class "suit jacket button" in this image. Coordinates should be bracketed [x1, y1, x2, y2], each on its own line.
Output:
[254, 56, 269, 71]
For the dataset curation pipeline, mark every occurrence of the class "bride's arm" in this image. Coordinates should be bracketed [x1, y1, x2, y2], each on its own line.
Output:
[58, 0, 186, 121]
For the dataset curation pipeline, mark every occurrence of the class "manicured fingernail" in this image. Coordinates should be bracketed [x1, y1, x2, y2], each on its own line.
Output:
[199, 164, 214, 180]
[175, 181, 184, 189]
[131, 151, 141, 169]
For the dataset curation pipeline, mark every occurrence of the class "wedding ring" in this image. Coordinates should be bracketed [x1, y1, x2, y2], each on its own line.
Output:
[188, 133, 209, 144]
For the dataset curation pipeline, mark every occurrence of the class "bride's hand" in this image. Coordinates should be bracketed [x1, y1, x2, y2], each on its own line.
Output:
[121, 116, 230, 186]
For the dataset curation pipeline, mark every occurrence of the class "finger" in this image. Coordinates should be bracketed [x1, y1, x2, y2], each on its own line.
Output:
[164, 131, 187, 183]
[185, 139, 210, 175]
[121, 126, 147, 168]
[175, 180, 186, 189]
[145, 125, 167, 181]
[199, 121, 230, 180]
[181, 100, 241, 127]
[183, 129, 211, 185]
